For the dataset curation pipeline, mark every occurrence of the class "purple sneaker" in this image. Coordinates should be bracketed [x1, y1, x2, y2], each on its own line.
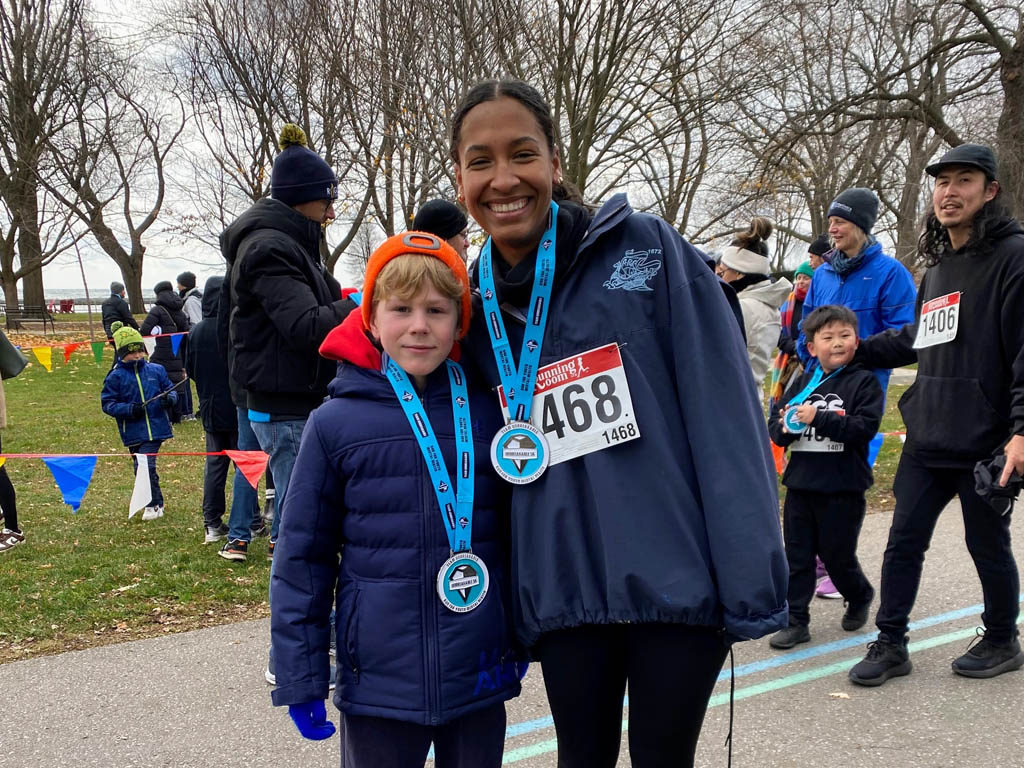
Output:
[815, 556, 828, 582]
[816, 575, 843, 599]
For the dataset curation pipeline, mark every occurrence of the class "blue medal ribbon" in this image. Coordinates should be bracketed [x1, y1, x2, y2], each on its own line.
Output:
[384, 357, 475, 553]
[478, 201, 559, 422]
[783, 365, 845, 432]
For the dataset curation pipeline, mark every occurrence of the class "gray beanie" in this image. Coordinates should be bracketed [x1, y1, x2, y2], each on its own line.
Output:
[828, 188, 879, 234]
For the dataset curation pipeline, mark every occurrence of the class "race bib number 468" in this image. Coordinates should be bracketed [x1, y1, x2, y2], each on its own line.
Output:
[913, 291, 960, 349]
[498, 344, 640, 466]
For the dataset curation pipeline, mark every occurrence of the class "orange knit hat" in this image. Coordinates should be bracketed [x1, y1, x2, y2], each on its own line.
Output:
[361, 231, 472, 338]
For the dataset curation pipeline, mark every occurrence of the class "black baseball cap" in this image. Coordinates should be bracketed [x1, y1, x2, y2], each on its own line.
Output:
[925, 143, 998, 179]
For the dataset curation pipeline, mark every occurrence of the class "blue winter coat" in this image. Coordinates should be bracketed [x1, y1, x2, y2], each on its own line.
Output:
[269, 310, 521, 725]
[463, 195, 789, 647]
[100, 358, 177, 445]
[796, 241, 916, 390]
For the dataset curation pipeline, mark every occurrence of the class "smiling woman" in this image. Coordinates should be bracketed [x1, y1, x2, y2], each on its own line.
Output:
[451, 79, 788, 768]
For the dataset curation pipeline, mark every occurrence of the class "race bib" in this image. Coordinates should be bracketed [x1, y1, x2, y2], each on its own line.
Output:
[498, 344, 640, 465]
[789, 423, 845, 453]
[913, 291, 960, 349]
[788, 395, 845, 453]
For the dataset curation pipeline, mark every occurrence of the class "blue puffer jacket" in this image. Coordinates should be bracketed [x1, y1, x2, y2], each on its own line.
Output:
[463, 195, 788, 647]
[796, 241, 916, 391]
[100, 357, 177, 445]
[269, 310, 520, 726]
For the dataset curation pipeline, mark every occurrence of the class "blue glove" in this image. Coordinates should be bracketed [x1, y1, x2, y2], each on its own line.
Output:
[288, 701, 336, 741]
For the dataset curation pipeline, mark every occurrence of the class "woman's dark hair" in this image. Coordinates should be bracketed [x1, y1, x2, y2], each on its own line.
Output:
[918, 177, 1008, 266]
[730, 216, 773, 258]
[449, 79, 585, 205]
[802, 304, 859, 341]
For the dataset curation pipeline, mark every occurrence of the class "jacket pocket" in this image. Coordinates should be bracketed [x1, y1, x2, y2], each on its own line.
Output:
[340, 587, 361, 684]
[899, 375, 1006, 457]
[343, 580, 426, 711]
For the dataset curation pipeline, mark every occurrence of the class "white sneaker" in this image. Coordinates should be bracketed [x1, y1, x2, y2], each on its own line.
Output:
[142, 505, 164, 521]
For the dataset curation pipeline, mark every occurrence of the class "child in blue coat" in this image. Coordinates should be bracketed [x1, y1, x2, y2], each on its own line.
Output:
[101, 321, 178, 521]
[270, 233, 521, 767]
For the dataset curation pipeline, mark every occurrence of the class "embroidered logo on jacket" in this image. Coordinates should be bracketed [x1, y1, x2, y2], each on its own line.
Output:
[603, 250, 662, 291]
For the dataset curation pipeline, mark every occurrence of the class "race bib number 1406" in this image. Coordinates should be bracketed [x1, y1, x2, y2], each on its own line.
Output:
[498, 344, 640, 466]
[913, 291, 960, 349]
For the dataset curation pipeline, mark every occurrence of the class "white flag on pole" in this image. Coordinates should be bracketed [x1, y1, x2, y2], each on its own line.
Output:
[128, 457, 151, 519]
[143, 337, 157, 356]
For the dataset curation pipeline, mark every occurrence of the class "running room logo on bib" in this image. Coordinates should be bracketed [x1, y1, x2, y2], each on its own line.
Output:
[790, 393, 846, 453]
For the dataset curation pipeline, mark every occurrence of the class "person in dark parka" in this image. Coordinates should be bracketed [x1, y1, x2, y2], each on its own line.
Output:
[101, 282, 138, 341]
[185, 276, 238, 542]
[140, 281, 190, 423]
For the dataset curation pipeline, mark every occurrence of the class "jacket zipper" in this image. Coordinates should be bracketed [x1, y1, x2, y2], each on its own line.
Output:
[134, 368, 153, 441]
[421, 392, 443, 725]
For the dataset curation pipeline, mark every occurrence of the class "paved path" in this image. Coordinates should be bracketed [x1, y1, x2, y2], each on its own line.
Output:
[1, 499, 1020, 767]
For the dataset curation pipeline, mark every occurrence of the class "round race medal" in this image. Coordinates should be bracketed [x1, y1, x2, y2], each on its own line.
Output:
[490, 422, 550, 484]
[436, 552, 490, 613]
[783, 406, 807, 434]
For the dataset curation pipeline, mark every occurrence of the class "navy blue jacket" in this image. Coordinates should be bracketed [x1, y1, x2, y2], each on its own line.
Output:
[270, 310, 520, 725]
[185, 277, 237, 433]
[797, 241, 916, 391]
[100, 358, 177, 446]
[463, 195, 788, 646]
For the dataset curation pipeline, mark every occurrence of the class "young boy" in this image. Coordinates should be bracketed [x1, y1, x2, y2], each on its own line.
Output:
[768, 305, 884, 649]
[101, 321, 178, 521]
[270, 233, 521, 767]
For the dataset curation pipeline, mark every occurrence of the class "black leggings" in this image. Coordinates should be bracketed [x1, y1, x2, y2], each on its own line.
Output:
[535, 623, 728, 768]
[0, 434, 17, 532]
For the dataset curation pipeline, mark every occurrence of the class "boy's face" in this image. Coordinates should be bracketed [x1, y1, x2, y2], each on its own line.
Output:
[369, 283, 458, 386]
[806, 321, 858, 372]
[121, 350, 146, 362]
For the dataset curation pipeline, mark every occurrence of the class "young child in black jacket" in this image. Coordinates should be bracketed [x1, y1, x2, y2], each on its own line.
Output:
[768, 305, 884, 649]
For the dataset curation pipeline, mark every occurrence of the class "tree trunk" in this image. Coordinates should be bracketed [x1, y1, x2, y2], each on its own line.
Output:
[15, 190, 45, 306]
[2, 279, 18, 311]
[996, 44, 1024, 218]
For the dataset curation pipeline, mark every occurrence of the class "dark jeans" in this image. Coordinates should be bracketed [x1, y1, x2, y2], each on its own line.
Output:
[129, 440, 164, 507]
[0, 434, 17, 532]
[339, 703, 506, 768]
[202, 429, 237, 528]
[181, 378, 195, 417]
[784, 488, 874, 626]
[227, 407, 260, 542]
[876, 450, 1020, 643]
[535, 623, 727, 768]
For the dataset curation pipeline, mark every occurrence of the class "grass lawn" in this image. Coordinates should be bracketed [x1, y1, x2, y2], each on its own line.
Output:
[0, 330, 270, 663]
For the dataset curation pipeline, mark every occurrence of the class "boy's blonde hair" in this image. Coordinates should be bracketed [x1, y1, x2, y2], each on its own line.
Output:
[372, 254, 464, 317]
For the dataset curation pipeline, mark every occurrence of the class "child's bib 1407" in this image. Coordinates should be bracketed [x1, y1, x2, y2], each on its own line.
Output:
[498, 343, 641, 466]
[913, 291, 960, 349]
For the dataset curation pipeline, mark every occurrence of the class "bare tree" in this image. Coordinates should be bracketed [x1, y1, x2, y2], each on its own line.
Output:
[43, 22, 186, 311]
[0, 0, 82, 308]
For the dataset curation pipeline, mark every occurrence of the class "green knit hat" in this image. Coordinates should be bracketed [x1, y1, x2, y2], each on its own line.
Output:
[111, 321, 146, 355]
[794, 261, 814, 279]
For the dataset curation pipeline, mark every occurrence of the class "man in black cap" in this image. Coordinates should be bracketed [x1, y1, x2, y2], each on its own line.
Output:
[413, 199, 469, 261]
[220, 123, 356, 565]
[101, 281, 138, 341]
[849, 143, 1024, 686]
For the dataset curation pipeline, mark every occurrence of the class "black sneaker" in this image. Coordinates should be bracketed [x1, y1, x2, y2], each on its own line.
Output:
[769, 624, 811, 649]
[218, 539, 248, 561]
[849, 637, 912, 686]
[250, 519, 269, 539]
[951, 629, 1024, 679]
[841, 591, 874, 631]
